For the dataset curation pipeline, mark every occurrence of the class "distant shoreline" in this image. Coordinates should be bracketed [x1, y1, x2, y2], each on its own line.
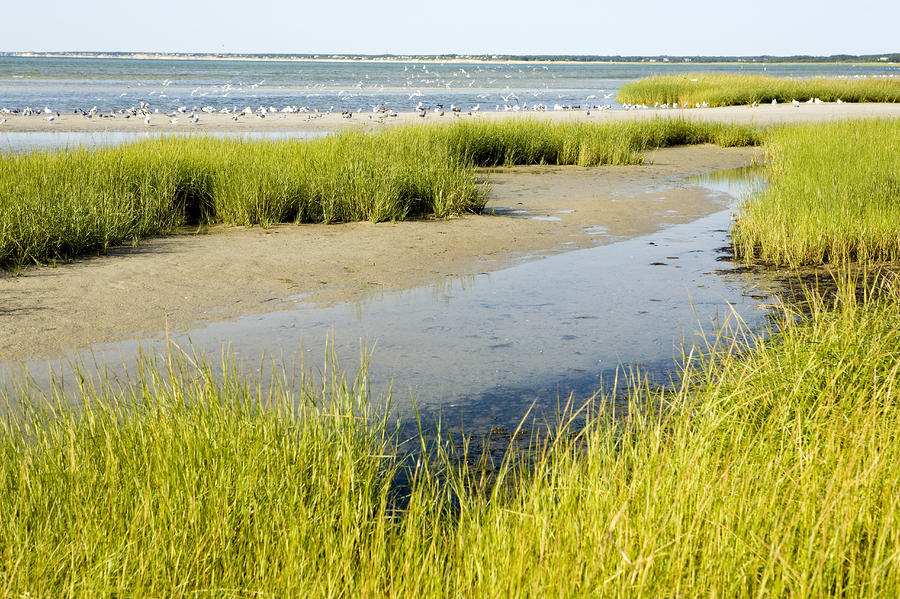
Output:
[3, 51, 897, 66]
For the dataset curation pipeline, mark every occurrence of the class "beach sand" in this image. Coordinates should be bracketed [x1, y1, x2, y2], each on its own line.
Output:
[0, 144, 759, 361]
[2, 102, 900, 133]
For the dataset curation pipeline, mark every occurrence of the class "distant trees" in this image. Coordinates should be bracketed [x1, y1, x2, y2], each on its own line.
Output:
[2, 51, 897, 64]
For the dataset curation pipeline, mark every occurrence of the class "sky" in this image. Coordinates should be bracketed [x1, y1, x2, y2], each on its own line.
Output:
[1, 0, 897, 57]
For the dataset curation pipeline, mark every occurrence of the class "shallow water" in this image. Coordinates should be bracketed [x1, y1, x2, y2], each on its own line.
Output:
[0, 130, 325, 153]
[2, 168, 776, 432]
[1, 56, 896, 116]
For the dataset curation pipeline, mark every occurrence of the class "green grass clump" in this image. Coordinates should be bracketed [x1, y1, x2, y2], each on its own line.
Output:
[0, 352, 399, 596]
[0, 130, 486, 267]
[734, 118, 900, 266]
[3, 275, 900, 596]
[617, 73, 900, 107]
[431, 118, 761, 166]
[0, 119, 761, 267]
[210, 129, 482, 226]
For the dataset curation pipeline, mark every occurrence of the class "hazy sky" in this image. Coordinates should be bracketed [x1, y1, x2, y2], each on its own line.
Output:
[2, 0, 897, 56]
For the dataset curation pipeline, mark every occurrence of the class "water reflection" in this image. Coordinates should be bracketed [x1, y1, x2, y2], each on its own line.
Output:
[689, 166, 767, 201]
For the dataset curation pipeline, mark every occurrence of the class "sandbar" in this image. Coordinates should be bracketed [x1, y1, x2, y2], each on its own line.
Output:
[1, 103, 899, 134]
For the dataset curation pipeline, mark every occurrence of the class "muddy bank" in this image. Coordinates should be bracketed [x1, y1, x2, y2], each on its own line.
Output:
[0, 144, 759, 361]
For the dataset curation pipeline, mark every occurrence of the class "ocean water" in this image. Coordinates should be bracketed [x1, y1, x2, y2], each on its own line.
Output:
[1, 56, 897, 115]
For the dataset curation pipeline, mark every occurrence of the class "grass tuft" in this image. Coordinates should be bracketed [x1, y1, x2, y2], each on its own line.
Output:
[733, 118, 900, 266]
[617, 73, 900, 107]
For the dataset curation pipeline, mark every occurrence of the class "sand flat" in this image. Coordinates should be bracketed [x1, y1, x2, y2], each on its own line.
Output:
[0, 144, 758, 361]
[2, 102, 900, 134]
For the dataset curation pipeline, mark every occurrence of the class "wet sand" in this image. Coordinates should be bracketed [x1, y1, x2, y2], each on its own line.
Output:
[2, 102, 899, 133]
[0, 144, 759, 361]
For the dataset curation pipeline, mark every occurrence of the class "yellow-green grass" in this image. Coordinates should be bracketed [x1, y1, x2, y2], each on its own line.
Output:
[0, 130, 483, 267]
[430, 117, 760, 166]
[617, 73, 900, 107]
[2, 275, 899, 597]
[0, 119, 761, 267]
[734, 118, 900, 266]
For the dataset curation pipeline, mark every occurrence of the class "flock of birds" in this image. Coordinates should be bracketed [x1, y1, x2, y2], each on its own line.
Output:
[0, 95, 840, 128]
[0, 97, 625, 126]
[0, 63, 845, 127]
[0, 64, 627, 126]
[0, 102, 341, 126]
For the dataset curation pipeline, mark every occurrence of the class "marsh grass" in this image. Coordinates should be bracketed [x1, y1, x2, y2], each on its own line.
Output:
[0, 119, 761, 267]
[1, 347, 400, 597]
[0, 131, 485, 267]
[430, 118, 761, 167]
[617, 73, 900, 107]
[2, 273, 899, 597]
[733, 118, 900, 266]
